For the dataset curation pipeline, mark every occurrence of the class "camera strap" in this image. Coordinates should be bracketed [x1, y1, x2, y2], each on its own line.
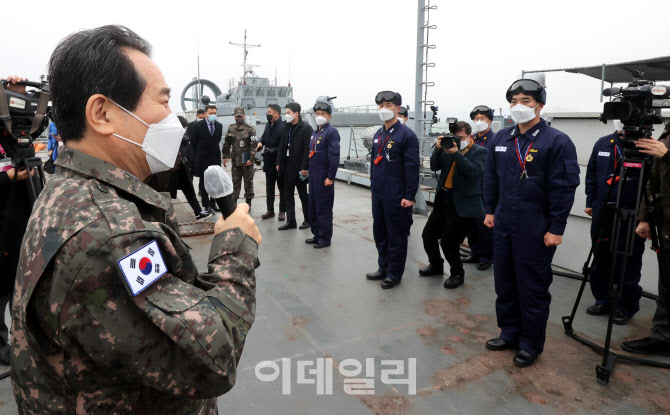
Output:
[29, 90, 50, 136]
[0, 87, 13, 135]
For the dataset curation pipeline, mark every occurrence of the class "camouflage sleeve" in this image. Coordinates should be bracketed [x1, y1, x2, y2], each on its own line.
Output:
[59, 225, 257, 399]
[249, 127, 257, 159]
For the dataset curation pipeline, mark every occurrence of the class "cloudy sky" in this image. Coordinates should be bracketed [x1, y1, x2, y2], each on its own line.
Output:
[3, 0, 669, 122]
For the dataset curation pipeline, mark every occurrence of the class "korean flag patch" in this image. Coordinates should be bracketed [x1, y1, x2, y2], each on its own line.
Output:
[117, 240, 167, 296]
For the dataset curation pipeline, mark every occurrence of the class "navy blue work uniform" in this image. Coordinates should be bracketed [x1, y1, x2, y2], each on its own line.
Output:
[370, 120, 420, 282]
[585, 132, 644, 317]
[468, 129, 497, 264]
[308, 123, 341, 246]
[483, 119, 580, 356]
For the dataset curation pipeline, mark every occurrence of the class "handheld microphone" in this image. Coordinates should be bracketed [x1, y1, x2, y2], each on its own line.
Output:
[204, 166, 260, 269]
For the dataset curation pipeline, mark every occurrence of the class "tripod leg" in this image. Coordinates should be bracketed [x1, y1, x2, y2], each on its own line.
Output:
[563, 265, 592, 333]
[596, 354, 616, 385]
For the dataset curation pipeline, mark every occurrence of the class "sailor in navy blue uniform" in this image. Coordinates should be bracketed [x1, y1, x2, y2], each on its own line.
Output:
[365, 91, 420, 289]
[584, 122, 645, 325]
[483, 79, 580, 367]
[463, 105, 497, 271]
[305, 102, 341, 248]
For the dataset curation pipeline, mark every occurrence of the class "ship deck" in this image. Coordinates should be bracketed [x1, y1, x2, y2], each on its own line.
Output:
[1, 164, 670, 414]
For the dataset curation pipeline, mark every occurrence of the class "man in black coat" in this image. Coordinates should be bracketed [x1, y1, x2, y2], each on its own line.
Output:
[420, 121, 488, 289]
[258, 104, 286, 220]
[184, 109, 206, 177]
[190, 104, 223, 212]
[276, 102, 311, 230]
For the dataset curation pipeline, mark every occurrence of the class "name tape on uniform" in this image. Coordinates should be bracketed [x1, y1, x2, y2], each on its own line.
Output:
[495, 146, 507, 152]
[598, 151, 610, 157]
[117, 240, 167, 296]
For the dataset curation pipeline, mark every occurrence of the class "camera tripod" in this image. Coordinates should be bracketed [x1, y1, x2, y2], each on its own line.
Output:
[562, 153, 670, 385]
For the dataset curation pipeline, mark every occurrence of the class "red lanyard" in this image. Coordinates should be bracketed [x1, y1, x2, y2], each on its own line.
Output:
[309, 132, 318, 158]
[374, 131, 392, 165]
[377, 131, 392, 157]
[514, 137, 533, 176]
[311, 130, 321, 152]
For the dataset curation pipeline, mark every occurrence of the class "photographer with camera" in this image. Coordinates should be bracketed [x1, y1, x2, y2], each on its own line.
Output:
[621, 124, 670, 355]
[419, 121, 487, 289]
[483, 79, 580, 367]
[0, 75, 38, 365]
[584, 120, 645, 325]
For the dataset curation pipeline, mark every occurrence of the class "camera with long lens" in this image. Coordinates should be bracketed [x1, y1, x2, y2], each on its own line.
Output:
[600, 71, 670, 157]
[0, 78, 51, 164]
[439, 120, 460, 149]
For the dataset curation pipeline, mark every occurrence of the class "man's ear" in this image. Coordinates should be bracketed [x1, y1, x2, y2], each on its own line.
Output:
[86, 94, 115, 136]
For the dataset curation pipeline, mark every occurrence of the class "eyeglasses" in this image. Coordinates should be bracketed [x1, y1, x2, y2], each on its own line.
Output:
[375, 91, 401, 105]
[313, 102, 331, 112]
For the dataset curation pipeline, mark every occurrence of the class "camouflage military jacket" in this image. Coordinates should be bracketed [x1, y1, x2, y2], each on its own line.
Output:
[11, 148, 257, 414]
[222, 123, 257, 167]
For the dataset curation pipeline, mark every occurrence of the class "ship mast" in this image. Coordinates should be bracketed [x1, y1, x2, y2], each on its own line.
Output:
[229, 29, 261, 83]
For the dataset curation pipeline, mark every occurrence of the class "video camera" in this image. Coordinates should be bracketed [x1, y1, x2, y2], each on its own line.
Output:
[600, 71, 670, 157]
[438, 119, 460, 150]
[0, 78, 51, 164]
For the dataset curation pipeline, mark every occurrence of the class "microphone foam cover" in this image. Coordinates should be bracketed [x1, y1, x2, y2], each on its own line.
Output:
[204, 165, 234, 199]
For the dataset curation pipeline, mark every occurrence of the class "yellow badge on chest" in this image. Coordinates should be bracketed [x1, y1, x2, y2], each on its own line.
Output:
[526, 154, 534, 162]
[387, 144, 392, 149]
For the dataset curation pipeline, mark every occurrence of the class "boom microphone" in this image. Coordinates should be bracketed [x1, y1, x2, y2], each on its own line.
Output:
[204, 165, 260, 268]
[602, 87, 622, 97]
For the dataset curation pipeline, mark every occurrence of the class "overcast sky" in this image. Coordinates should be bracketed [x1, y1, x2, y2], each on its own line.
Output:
[3, 0, 669, 122]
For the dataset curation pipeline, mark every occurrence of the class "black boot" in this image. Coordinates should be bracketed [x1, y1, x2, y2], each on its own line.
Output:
[622, 337, 670, 356]
[444, 272, 464, 289]
[419, 263, 444, 277]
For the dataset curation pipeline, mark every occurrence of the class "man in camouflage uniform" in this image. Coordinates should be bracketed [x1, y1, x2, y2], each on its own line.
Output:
[223, 107, 257, 207]
[11, 25, 261, 414]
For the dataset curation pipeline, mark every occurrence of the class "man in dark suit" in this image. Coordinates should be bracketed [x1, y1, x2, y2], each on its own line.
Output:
[276, 102, 312, 230]
[190, 104, 223, 212]
[257, 104, 285, 220]
[184, 109, 206, 178]
[420, 121, 488, 289]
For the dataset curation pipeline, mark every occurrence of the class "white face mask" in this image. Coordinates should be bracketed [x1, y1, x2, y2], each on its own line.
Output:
[378, 108, 396, 122]
[459, 138, 470, 150]
[315, 115, 328, 126]
[510, 103, 540, 124]
[398, 117, 406, 125]
[613, 120, 623, 131]
[474, 120, 489, 133]
[285, 114, 294, 124]
[110, 100, 184, 174]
